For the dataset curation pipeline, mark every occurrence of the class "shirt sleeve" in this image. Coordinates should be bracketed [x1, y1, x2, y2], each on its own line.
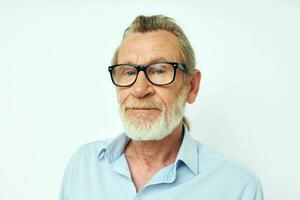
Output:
[59, 155, 76, 200]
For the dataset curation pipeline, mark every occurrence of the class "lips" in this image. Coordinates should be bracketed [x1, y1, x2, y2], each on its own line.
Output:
[126, 108, 161, 112]
[122, 98, 163, 112]
[125, 106, 162, 112]
[129, 108, 159, 110]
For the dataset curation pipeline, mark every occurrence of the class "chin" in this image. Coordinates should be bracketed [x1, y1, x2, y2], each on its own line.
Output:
[125, 129, 172, 141]
[122, 115, 176, 141]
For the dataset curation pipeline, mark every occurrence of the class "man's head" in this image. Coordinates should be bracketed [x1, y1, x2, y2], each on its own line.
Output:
[109, 15, 200, 141]
[112, 15, 196, 76]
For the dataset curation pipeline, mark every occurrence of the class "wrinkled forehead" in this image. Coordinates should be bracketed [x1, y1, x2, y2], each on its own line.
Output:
[117, 30, 182, 65]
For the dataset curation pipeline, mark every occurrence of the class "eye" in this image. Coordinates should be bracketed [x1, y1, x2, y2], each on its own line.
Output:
[115, 65, 137, 77]
[122, 69, 137, 76]
[148, 64, 167, 75]
[154, 68, 166, 74]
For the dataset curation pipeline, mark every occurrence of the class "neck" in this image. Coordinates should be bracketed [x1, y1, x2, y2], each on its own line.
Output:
[124, 123, 184, 169]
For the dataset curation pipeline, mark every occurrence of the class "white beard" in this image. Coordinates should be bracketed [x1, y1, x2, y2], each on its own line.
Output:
[119, 85, 188, 141]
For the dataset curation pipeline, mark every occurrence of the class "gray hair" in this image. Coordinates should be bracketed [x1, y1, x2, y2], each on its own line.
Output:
[112, 15, 195, 131]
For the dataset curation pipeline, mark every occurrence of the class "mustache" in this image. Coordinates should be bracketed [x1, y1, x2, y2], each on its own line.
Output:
[122, 98, 164, 110]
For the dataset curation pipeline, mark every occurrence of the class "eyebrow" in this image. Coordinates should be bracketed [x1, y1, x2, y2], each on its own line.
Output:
[123, 57, 169, 65]
[148, 57, 168, 63]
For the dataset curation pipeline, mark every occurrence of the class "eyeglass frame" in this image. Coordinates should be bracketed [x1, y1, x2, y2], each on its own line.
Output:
[108, 61, 189, 87]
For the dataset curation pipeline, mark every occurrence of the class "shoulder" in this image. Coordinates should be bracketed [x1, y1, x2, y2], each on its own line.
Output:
[192, 141, 264, 199]
[70, 138, 113, 161]
[195, 141, 260, 182]
[61, 138, 113, 180]
[60, 138, 114, 199]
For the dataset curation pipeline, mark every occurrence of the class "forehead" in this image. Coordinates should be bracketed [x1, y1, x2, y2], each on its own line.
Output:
[117, 30, 181, 65]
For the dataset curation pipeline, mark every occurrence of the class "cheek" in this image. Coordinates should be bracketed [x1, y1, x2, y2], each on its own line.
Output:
[155, 90, 176, 108]
[117, 88, 130, 105]
[154, 83, 186, 109]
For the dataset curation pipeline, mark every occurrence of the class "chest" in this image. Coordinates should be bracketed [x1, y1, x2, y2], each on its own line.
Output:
[128, 162, 164, 192]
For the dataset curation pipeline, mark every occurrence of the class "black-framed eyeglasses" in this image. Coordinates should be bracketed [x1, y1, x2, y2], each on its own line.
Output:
[108, 62, 188, 87]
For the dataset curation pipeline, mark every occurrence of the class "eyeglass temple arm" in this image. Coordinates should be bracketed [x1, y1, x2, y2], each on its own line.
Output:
[177, 63, 188, 72]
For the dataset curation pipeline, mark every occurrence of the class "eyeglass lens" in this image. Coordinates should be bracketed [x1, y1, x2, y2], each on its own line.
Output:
[112, 63, 175, 86]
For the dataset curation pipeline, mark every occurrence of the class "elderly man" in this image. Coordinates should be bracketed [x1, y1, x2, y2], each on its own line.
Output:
[60, 15, 264, 200]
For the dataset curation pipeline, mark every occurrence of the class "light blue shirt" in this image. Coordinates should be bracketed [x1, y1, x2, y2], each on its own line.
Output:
[60, 128, 264, 200]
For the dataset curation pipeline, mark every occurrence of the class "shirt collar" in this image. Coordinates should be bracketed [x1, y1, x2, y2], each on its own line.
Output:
[97, 133, 129, 163]
[97, 126, 199, 175]
[175, 126, 199, 175]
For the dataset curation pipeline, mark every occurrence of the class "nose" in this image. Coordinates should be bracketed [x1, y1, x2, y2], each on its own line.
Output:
[131, 71, 154, 98]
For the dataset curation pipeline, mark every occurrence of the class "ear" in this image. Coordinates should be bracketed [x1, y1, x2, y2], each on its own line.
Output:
[186, 69, 201, 104]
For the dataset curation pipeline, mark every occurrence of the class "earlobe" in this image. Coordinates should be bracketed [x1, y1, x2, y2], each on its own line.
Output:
[186, 70, 201, 104]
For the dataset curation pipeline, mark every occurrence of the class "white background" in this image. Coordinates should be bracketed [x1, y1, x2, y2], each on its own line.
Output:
[1, 0, 299, 199]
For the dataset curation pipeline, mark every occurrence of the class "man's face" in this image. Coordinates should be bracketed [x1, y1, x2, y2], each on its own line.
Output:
[116, 30, 189, 140]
